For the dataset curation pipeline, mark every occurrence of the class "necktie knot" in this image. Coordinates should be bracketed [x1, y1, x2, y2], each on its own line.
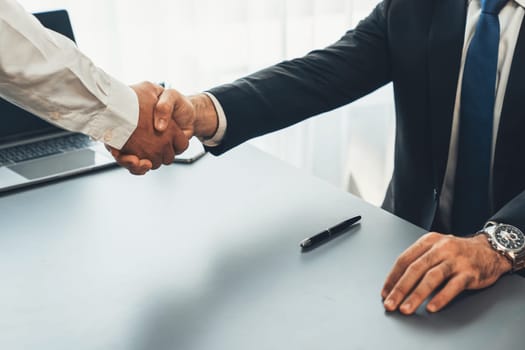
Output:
[482, 0, 509, 14]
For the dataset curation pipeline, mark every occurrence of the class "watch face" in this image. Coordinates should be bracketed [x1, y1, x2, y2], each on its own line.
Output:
[494, 225, 525, 251]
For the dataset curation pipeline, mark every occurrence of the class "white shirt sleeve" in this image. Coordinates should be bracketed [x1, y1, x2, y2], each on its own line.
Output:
[0, 0, 138, 149]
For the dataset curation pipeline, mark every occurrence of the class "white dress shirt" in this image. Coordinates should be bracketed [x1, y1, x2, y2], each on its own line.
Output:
[0, 0, 138, 149]
[438, 0, 525, 231]
[207, 0, 525, 231]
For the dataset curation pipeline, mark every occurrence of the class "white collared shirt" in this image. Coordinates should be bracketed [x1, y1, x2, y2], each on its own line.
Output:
[437, 0, 525, 231]
[206, 0, 525, 231]
[0, 0, 138, 149]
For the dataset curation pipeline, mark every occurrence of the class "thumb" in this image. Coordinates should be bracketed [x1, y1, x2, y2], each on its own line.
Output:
[154, 89, 178, 132]
[182, 129, 193, 139]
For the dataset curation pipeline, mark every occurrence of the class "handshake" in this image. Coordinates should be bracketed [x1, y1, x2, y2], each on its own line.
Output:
[106, 82, 218, 175]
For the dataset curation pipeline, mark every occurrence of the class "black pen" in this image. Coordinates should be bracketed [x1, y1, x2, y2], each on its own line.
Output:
[299, 215, 361, 252]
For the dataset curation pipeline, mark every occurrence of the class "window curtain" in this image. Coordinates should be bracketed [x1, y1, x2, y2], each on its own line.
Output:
[19, 0, 394, 206]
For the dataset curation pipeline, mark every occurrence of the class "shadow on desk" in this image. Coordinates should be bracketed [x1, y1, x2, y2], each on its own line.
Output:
[130, 221, 512, 350]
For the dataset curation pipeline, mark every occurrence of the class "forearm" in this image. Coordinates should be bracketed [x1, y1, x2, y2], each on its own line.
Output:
[0, 0, 138, 149]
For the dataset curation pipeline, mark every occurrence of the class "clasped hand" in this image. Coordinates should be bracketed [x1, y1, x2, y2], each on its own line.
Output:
[106, 81, 196, 175]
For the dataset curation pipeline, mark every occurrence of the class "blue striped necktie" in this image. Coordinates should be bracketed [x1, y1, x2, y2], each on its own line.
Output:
[452, 0, 508, 235]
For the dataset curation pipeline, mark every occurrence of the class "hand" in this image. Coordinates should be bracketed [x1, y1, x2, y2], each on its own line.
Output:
[107, 82, 190, 175]
[153, 88, 196, 140]
[381, 232, 512, 315]
[114, 92, 219, 175]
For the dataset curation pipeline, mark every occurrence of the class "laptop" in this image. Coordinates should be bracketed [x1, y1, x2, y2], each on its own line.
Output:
[0, 10, 205, 194]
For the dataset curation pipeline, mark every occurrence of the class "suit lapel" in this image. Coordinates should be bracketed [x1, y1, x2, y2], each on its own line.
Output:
[493, 17, 525, 209]
[427, 0, 468, 191]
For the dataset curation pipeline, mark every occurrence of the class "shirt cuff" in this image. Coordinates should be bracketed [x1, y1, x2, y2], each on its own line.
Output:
[201, 92, 227, 147]
[90, 78, 139, 150]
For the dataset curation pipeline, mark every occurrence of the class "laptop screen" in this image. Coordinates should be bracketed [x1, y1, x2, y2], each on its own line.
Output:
[0, 10, 76, 146]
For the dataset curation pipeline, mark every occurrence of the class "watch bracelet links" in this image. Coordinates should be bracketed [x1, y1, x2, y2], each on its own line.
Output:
[513, 249, 525, 272]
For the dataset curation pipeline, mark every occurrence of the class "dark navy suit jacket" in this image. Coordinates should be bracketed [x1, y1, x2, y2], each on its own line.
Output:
[207, 0, 525, 233]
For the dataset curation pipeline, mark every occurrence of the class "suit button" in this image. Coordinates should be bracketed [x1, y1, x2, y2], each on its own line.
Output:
[433, 188, 439, 201]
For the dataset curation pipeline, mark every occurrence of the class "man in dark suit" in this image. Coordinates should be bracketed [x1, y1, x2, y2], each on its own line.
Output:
[113, 0, 525, 314]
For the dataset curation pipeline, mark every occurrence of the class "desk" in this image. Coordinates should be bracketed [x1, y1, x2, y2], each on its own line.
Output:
[1, 145, 524, 349]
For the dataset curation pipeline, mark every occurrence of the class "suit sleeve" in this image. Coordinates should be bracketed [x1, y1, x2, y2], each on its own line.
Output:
[206, 1, 392, 155]
[491, 191, 525, 232]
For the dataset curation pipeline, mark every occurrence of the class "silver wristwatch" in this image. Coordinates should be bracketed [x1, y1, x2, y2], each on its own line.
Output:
[481, 222, 525, 273]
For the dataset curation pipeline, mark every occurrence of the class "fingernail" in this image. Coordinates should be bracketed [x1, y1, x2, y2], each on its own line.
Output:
[156, 119, 167, 130]
[401, 303, 411, 313]
[384, 299, 394, 309]
[427, 304, 437, 313]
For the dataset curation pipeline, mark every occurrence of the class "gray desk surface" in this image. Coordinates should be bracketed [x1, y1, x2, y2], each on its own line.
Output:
[1, 145, 524, 350]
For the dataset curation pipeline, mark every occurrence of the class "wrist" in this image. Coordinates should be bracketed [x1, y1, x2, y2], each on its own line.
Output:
[190, 94, 219, 140]
[472, 233, 513, 273]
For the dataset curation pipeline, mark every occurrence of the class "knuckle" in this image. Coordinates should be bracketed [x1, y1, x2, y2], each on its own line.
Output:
[143, 81, 155, 89]
[438, 238, 456, 251]
[421, 251, 436, 266]
[406, 262, 424, 276]
[441, 261, 454, 276]
[426, 267, 444, 281]
[394, 255, 409, 269]
[155, 103, 171, 116]
[168, 88, 181, 98]
[425, 231, 440, 240]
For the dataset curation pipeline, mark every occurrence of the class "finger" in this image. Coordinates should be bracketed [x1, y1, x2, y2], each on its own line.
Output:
[113, 152, 153, 174]
[110, 148, 122, 159]
[152, 83, 164, 97]
[382, 232, 442, 299]
[115, 154, 152, 174]
[114, 154, 140, 168]
[162, 141, 176, 165]
[104, 144, 121, 158]
[150, 154, 164, 170]
[129, 159, 153, 176]
[426, 274, 472, 313]
[130, 82, 164, 110]
[172, 124, 190, 155]
[384, 248, 445, 312]
[398, 262, 452, 315]
[154, 89, 179, 132]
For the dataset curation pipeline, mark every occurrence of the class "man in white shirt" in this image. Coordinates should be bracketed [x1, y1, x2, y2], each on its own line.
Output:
[115, 0, 525, 315]
[0, 0, 187, 173]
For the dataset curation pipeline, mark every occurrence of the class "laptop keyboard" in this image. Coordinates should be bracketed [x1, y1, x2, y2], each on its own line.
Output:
[0, 134, 95, 166]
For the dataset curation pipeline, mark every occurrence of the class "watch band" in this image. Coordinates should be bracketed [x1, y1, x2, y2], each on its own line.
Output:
[482, 223, 525, 273]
